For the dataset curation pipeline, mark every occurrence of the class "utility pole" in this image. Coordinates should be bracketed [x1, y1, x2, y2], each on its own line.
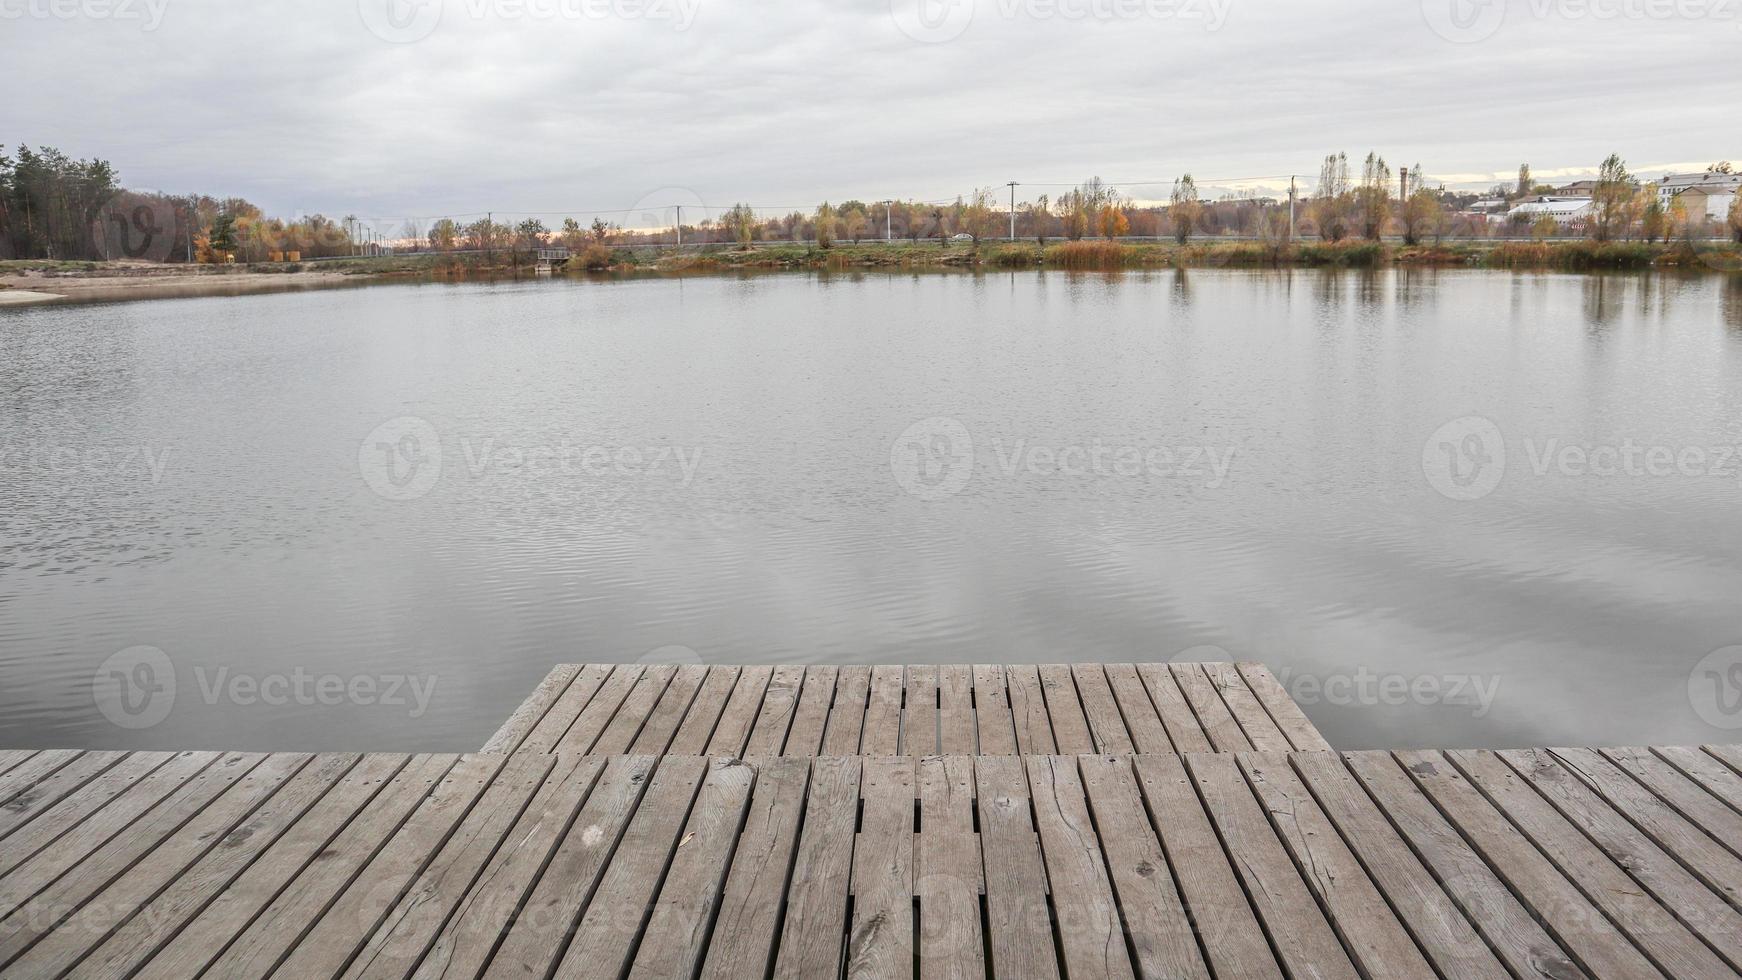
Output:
[1288, 177, 1297, 242]
[886, 201, 892, 242]
[486, 212, 493, 265]
[675, 205, 682, 247]
[1399, 166, 1408, 203]
[1007, 181, 1019, 240]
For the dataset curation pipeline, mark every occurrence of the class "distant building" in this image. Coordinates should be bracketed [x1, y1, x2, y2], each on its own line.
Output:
[1469, 198, 1510, 214]
[1656, 170, 1742, 205]
[1675, 186, 1737, 222]
[1552, 180, 1597, 199]
[1505, 197, 1592, 228]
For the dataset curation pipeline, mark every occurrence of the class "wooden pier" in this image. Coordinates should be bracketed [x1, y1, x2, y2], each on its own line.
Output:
[1, 662, 1740, 979]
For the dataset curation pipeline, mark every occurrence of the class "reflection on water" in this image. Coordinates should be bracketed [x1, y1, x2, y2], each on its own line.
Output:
[2, 268, 1740, 752]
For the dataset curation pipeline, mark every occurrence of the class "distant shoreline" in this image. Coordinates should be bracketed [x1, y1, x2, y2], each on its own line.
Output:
[5, 239, 1738, 307]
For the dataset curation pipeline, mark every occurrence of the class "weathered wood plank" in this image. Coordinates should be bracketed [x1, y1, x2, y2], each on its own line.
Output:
[1205, 663, 1290, 751]
[484, 755, 657, 977]
[627, 757, 758, 980]
[859, 665, 906, 756]
[771, 756, 861, 979]
[1137, 663, 1212, 753]
[1071, 664, 1135, 754]
[823, 664, 872, 755]
[784, 664, 839, 756]
[666, 664, 742, 755]
[971, 664, 1018, 755]
[0, 752, 176, 877]
[0, 751, 219, 910]
[483, 664, 581, 752]
[590, 664, 679, 754]
[1287, 751, 1513, 979]
[516, 663, 613, 754]
[1655, 744, 1742, 820]
[1492, 747, 1742, 969]
[1238, 662, 1330, 750]
[553, 663, 648, 754]
[275, 754, 506, 978]
[846, 757, 914, 980]
[1236, 752, 1435, 978]
[1003, 664, 1056, 755]
[1593, 746, 1742, 863]
[918, 756, 982, 979]
[698, 757, 811, 980]
[974, 756, 1059, 980]
[902, 665, 939, 756]
[626, 663, 710, 755]
[1184, 752, 1357, 979]
[68, 754, 371, 980]
[1038, 664, 1095, 754]
[336, 752, 556, 980]
[1103, 663, 1174, 753]
[405, 755, 606, 980]
[1129, 754, 1281, 979]
[0, 751, 143, 851]
[704, 664, 774, 757]
[743, 664, 805, 756]
[1170, 664, 1252, 752]
[177, 754, 459, 980]
[0, 752, 294, 971]
[937, 665, 977, 754]
[1026, 755, 1134, 979]
[1077, 755, 1207, 979]
[1395, 749, 1662, 979]
[0, 749, 84, 811]
[1338, 750, 1579, 980]
[553, 756, 710, 978]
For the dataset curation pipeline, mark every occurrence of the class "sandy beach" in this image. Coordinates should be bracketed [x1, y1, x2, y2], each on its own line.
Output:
[0, 264, 378, 306]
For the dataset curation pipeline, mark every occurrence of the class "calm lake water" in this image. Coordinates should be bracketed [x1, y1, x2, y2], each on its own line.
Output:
[3, 268, 1741, 752]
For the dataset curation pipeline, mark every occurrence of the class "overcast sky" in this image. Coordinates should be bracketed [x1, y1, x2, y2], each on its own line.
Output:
[6, 0, 1737, 230]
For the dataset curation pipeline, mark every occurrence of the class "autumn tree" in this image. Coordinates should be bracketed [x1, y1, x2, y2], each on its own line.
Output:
[1531, 213, 1559, 241]
[1590, 153, 1633, 242]
[588, 217, 617, 244]
[1401, 188, 1444, 245]
[1514, 163, 1531, 200]
[1169, 174, 1202, 243]
[814, 201, 835, 248]
[1355, 152, 1392, 240]
[516, 218, 548, 250]
[558, 217, 586, 250]
[1729, 192, 1742, 243]
[841, 205, 869, 244]
[1640, 189, 1666, 243]
[1313, 152, 1352, 241]
[1024, 194, 1052, 244]
[721, 203, 757, 249]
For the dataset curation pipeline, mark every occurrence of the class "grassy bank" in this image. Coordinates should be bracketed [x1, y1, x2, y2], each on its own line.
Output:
[572, 239, 1742, 274]
[9, 240, 1738, 298]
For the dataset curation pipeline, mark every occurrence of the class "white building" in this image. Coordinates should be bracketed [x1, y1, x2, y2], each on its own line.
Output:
[1656, 170, 1742, 206]
[1504, 197, 1592, 228]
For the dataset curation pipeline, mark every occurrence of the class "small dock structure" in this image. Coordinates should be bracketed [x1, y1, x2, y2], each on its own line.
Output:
[1, 661, 1739, 978]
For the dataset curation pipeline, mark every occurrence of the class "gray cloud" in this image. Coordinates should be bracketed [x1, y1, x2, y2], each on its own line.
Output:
[4, 0, 1736, 224]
